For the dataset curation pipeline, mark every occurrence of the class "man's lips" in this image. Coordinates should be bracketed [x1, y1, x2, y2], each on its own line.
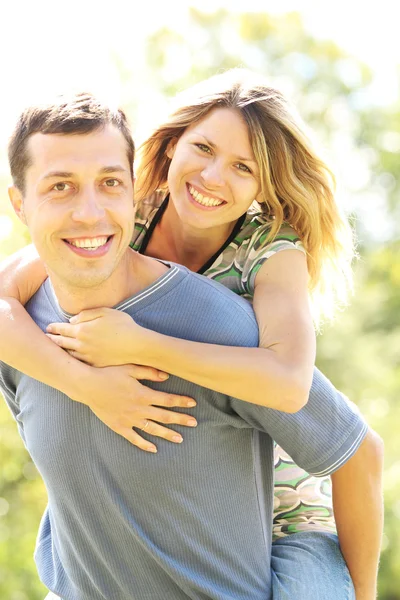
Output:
[62, 235, 114, 257]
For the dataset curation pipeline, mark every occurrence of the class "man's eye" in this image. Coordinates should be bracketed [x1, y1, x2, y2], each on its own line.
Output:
[53, 182, 71, 192]
[195, 143, 212, 154]
[104, 179, 120, 187]
[236, 163, 252, 173]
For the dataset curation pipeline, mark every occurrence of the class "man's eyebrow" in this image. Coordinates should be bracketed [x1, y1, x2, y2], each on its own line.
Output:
[41, 166, 129, 180]
[99, 165, 130, 174]
[42, 171, 74, 180]
[192, 132, 258, 164]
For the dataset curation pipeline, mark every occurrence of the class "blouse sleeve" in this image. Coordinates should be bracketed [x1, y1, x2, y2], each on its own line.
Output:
[242, 222, 305, 297]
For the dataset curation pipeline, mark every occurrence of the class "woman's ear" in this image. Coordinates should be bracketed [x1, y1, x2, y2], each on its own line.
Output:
[255, 189, 264, 205]
[166, 138, 178, 160]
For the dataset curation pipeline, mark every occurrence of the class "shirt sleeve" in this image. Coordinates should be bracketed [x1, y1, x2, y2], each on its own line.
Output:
[229, 367, 368, 477]
[0, 362, 26, 444]
[242, 221, 306, 296]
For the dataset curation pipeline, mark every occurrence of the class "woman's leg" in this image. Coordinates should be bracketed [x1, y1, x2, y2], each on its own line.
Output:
[271, 532, 355, 600]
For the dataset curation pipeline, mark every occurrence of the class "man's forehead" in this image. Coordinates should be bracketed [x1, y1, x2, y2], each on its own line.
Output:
[27, 126, 131, 175]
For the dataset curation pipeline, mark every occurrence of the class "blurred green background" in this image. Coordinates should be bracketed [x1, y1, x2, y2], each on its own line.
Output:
[0, 4, 399, 599]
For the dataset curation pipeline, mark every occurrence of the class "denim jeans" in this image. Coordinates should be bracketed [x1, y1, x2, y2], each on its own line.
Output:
[45, 532, 354, 600]
[271, 531, 355, 599]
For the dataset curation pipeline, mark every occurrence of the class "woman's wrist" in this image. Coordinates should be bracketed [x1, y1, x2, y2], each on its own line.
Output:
[59, 360, 95, 405]
[102, 319, 158, 367]
[129, 326, 166, 368]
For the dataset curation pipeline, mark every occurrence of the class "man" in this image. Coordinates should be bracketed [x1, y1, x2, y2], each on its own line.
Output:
[0, 94, 382, 600]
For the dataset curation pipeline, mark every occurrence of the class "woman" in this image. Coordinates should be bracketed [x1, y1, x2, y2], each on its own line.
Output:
[1, 69, 357, 598]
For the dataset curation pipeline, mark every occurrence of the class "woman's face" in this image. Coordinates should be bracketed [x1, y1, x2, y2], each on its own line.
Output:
[167, 107, 262, 231]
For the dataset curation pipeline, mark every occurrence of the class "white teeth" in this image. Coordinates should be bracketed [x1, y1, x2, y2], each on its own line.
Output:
[189, 186, 223, 207]
[68, 236, 108, 250]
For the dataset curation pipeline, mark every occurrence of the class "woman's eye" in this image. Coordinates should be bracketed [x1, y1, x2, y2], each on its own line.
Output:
[236, 163, 251, 173]
[53, 182, 71, 192]
[104, 178, 120, 187]
[196, 143, 212, 154]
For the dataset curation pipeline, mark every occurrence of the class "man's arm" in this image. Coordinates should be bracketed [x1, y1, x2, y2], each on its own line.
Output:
[231, 367, 369, 476]
[332, 428, 384, 600]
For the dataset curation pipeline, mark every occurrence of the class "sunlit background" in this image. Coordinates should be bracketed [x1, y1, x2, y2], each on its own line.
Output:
[0, 1, 399, 598]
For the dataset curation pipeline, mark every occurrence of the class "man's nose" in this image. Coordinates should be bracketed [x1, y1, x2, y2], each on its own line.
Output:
[71, 189, 106, 224]
[200, 159, 225, 189]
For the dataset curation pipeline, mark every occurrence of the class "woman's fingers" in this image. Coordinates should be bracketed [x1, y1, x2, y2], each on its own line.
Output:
[119, 428, 158, 453]
[65, 349, 87, 362]
[145, 388, 197, 409]
[84, 365, 198, 452]
[127, 365, 171, 382]
[143, 405, 197, 428]
[106, 412, 197, 452]
[133, 420, 185, 445]
[47, 322, 77, 338]
[69, 308, 107, 324]
[46, 333, 79, 351]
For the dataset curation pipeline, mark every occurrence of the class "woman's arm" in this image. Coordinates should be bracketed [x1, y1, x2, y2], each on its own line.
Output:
[0, 243, 46, 304]
[331, 428, 384, 600]
[0, 247, 198, 451]
[47, 250, 316, 412]
[0, 244, 79, 391]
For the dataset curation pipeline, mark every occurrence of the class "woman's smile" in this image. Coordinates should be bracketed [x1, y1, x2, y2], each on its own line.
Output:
[187, 183, 226, 209]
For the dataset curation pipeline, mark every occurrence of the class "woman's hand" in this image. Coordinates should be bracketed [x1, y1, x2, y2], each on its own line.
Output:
[46, 308, 150, 367]
[80, 363, 197, 453]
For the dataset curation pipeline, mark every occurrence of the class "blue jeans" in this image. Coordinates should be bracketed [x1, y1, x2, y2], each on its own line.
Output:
[271, 532, 355, 600]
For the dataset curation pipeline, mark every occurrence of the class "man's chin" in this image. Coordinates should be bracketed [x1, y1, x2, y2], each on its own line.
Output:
[50, 267, 115, 292]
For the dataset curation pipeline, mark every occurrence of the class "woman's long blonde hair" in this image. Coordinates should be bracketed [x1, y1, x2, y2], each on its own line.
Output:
[136, 68, 356, 324]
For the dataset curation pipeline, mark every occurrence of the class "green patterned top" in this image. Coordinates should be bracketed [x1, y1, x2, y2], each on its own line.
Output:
[131, 191, 336, 540]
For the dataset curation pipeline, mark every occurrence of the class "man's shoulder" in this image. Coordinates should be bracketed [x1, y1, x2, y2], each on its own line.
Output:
[122, 263, 259, 347]
[172, 263, 256, 314]
[161, 264, 259, 346]
[25, 279, 62, 332]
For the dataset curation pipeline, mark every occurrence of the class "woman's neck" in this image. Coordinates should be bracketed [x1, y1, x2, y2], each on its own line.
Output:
[146, 200, 236, 272]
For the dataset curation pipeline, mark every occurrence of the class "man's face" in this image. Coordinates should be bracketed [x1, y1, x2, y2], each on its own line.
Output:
[10, 125, 135, 290]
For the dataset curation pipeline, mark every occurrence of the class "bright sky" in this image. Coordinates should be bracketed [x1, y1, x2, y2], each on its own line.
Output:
[1, 0, 398, 115]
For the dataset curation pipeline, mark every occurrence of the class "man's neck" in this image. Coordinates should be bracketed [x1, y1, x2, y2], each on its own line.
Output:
[49, 250, 168, 315]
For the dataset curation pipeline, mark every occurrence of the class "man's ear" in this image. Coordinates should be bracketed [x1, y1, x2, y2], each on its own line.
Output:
[131, 176, 137, 214]
[166, 138, 178, 160]
[8, 186, 26, 224]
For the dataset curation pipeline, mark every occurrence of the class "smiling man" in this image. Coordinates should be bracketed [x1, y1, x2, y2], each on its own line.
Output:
[8, 101, 142, 310]
[0, 93, 382, 600]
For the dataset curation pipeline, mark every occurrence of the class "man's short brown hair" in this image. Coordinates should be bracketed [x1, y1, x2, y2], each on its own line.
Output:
[8, 92, 135, 193]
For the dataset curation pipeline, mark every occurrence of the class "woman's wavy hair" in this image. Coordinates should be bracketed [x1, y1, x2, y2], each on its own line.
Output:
[136, 68, 356, 324]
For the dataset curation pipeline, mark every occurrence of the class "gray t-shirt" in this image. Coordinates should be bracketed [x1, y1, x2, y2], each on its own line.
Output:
[0, 264, 367, 600]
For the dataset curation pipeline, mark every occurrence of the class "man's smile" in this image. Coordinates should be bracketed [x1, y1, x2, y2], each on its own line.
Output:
[63, 235, 114, 257]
